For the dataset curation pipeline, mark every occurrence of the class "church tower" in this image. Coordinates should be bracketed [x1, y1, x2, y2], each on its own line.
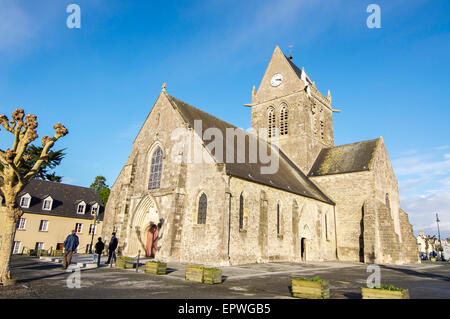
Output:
[250, 46, 335, 174]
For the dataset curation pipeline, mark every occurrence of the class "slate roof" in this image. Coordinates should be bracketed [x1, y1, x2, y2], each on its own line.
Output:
[165, 93, 334, 204]
[308, 138, 380, 177]
[13, 179, 104, 221]
[286, 56, 311, 84]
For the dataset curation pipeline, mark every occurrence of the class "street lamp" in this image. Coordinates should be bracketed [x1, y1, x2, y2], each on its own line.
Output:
[89, 208, 100, 254]
[436, 213, 443, 261]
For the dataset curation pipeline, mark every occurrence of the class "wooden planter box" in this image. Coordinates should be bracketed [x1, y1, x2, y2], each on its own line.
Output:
[203, 268, 222, 285]
[291, 279, 330, 299]
[51, 250, 63, 257]
[37, 250, 48, 257]
[145, 261, 167, 275]
[361, 287, 410, 299]
[115, 257, 134, 269]
[185, 266, 204, 283]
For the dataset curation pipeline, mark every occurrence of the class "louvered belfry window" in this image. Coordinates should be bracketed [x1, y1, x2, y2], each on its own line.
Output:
[148, 147, 163, 190]
[268, 107, 276, 138]
[197, 193, 207, 224]
[280, 104, 288, 136]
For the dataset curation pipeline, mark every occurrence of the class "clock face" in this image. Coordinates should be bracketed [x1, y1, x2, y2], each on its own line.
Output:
[271, 73, 283, 87]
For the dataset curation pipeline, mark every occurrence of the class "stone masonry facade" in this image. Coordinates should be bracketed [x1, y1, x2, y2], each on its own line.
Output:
[102, 46, 419, 265]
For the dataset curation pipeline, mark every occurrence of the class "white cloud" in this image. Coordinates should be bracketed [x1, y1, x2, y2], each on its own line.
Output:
[392, 155, 450, 177]
[401, 191, 450, 238]
[399, 176, 432, 192]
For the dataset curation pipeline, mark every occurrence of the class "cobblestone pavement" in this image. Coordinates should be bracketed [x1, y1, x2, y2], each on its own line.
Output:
[0, 255, 448, 299]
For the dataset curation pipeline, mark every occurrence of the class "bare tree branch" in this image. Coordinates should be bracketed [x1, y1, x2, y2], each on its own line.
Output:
[23, 124, 68, 182]
[0, 115, 14, 133]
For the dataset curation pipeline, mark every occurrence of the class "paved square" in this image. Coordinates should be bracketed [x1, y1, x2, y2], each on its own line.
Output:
[0, 255, 448, 299]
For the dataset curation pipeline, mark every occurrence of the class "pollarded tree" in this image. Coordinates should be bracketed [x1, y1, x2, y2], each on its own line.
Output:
[0, 109, 68, 286]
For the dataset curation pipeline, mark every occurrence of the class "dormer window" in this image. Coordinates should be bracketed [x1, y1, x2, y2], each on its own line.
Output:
[20, 193, 31, 208]
[91, 203, 99, 216]
[77, 201, 86, 214]
[42, 196, 53, 211]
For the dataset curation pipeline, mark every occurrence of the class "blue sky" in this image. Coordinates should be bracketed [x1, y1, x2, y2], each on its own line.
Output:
[0, 0, 449, 237]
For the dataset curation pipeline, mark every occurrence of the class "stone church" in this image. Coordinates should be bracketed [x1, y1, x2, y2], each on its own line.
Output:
[102, 46, 419, 265]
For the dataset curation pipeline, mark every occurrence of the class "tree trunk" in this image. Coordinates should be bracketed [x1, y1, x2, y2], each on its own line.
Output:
[0, 206, 20, 286]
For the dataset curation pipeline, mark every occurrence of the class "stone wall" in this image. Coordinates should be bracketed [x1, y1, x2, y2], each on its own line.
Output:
[310, 171, 373, 262]
[310, 139, 420, 264]
[228, 177, 337, 265]
[371, 138, 402, 241]
[399, 209, 420, 263]
[363, 199, 402, 264]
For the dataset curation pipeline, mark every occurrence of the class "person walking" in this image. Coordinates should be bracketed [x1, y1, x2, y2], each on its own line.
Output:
[62, 230, 79, 269]
[105, 232, 118, 264]
[94, 237, 105, 267]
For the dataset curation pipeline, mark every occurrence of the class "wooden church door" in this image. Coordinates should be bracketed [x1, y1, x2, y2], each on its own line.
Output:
[146, 224, 159, 258]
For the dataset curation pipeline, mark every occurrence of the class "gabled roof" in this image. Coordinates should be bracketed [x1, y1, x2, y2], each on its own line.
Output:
[14, 179, 104, 220]
[309, 138, 380, 177]
[165, 93, 333, 204]
[285, 56, 311, 84]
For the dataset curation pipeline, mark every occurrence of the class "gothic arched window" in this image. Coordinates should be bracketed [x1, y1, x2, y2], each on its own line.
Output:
[197, 193, 207, 224]
[268, 107, 276, 138]
[385, 193, 391, 212]
[148, 147, 163, 190]
[277, 202, 281, 234]
[280, 104, 288, 136]
[239, 193, 244, 230]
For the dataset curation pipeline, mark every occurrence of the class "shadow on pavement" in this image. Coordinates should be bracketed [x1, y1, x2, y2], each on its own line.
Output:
[380, 265, 450, 282]
[342, 292, 361, 299]
[166, 268, 177, 275]
[22, 264, 63, 271]
[14, 264, 99, 284]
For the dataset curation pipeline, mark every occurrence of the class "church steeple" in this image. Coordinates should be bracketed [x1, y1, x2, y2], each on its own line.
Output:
[250, 46, 334, 173]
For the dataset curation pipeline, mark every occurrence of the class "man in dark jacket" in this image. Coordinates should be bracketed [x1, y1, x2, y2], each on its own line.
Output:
[94, 237, 105, 267]
[105, 232, 118, 264]
[63, 230, 79, 269]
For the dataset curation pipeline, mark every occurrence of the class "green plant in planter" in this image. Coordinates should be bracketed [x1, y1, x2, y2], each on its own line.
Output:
[291, 276, 330, 299]
[361, 285, 409, 299]
[145, 261, 167, 275]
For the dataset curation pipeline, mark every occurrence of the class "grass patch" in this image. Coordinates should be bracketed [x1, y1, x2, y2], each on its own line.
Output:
[369, 284, 405, 291]
[294, 276, 326, 283]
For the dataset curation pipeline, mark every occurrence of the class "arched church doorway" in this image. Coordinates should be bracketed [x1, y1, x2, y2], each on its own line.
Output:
[126, 195, 161, 257]
[301, 238, 306, 261]
[146, 224, 159, 258]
